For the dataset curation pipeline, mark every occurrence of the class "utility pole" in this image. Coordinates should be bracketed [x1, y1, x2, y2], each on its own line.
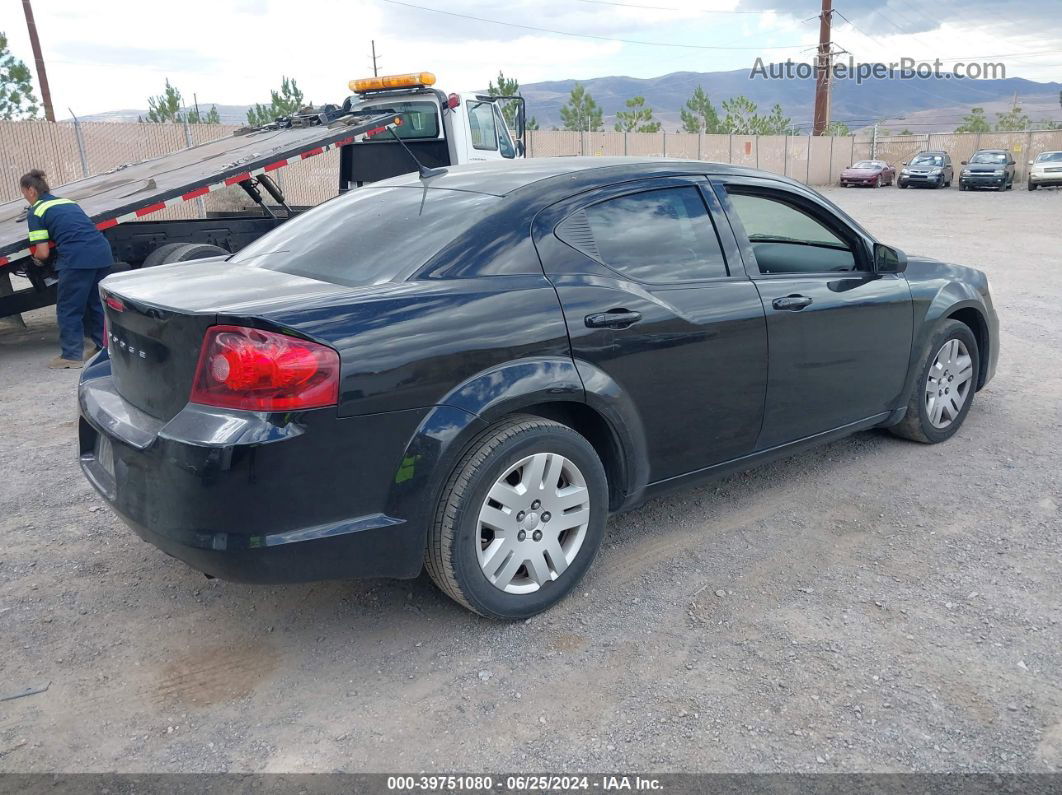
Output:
[371, 40, 380, 77]
[812, 0, 832, 136]
[871, 123, 878, 159]
[22, 0, 55, 122]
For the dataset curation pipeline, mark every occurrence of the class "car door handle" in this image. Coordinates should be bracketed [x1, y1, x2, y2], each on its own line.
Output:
[584, 309, 642, 329]
[772, 295, 813, 311]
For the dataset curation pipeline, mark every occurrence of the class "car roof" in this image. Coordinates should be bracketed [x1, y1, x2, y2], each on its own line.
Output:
[376, 156, 800, 197]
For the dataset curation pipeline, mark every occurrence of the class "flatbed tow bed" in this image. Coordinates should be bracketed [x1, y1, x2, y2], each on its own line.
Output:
[0, 110, 400, 319]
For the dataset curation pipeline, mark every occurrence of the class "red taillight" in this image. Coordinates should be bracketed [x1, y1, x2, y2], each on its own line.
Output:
[105, 295, 125, 312]
[190, 325, 340, 412]
[447, 92, 461, 109]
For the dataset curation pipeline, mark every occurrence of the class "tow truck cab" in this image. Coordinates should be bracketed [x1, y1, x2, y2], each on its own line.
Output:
[338, 71, 526, 190]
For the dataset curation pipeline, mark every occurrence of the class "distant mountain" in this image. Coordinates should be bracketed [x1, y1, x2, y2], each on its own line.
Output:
[518, 69, 1062, 133]
[78, 105, 251, 125]
[74, 68, 1062, 134]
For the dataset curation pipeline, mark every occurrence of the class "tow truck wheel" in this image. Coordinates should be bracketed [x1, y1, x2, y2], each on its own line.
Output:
[142, 242, 229, 269]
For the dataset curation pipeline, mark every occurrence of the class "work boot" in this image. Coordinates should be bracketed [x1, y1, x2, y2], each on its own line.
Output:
[48, 356, 83, 369]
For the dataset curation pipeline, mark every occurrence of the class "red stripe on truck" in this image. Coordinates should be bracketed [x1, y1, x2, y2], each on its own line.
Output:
[96, 218, 118, 231]
[301, 147, 324, 159]
[224, 173, 251, 186]
[264, 159, 288, 172]
[135, 202, 167, 217]
[182, 186, 210, 200]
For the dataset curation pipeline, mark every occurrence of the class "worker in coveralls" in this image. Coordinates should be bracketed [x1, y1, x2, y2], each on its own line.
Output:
[20, 170, 114, 369]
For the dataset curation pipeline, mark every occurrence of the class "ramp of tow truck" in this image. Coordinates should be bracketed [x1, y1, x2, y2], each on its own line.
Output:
[0, 112, 399, 266]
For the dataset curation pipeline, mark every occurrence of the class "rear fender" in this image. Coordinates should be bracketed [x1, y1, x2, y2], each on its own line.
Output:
[385, 357, 651, 539]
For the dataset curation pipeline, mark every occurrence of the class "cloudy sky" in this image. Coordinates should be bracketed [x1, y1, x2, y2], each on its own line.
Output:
[2, 0, 1060, 118]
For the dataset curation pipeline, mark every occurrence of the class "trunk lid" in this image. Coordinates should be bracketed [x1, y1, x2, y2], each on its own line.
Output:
[102, 259, 350, 421]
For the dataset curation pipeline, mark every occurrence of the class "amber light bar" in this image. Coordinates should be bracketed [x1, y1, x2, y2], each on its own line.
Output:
[350, 72, 436, 93]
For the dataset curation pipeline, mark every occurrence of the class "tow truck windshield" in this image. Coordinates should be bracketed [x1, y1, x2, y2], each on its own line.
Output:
[354, 100, 440, 140]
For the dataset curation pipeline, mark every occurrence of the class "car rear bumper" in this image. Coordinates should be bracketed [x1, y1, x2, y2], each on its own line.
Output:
[78, 356, 429, 583]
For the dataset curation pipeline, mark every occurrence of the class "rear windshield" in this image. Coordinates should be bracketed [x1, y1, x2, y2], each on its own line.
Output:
[231, 186, 500, 286]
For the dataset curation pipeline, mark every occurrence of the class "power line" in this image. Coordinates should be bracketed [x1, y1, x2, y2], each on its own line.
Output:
[377, 0, 810, 50]
[574, 0, 769, 12]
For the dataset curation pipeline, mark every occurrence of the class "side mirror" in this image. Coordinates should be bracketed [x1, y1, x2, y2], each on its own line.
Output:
[516, 139, 526, 158]
[874, 243, 908, 274]
[1028, 160, 1034, 166]
[961, 161, 968, 165]
[902, 161, 908, 166]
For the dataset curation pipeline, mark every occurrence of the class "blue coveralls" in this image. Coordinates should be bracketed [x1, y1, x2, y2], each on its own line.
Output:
[26, 193, 114, 360]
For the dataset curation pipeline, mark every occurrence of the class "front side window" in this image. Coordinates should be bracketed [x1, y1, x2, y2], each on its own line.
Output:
[494, 105, 516, 159]
[575, 187, 728, 283]
[468, 102, 498, 151]
[725, 192, 856, 275]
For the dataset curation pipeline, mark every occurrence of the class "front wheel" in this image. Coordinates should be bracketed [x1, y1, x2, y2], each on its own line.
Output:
[425, 416, 608, 619]
[1028, 181, 1038, 191]
[890, 319, 980, 444]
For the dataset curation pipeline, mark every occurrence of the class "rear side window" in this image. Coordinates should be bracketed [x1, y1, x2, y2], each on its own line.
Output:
[231, 186, 500, 286]
[576, 187, 728, 283]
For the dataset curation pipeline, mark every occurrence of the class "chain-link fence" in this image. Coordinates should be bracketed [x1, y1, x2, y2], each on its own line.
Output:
[4, 121, 1062, 212]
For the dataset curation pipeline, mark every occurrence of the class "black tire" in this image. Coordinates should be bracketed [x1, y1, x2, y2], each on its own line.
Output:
[110, 260, 132, 273]
[959, 182, 967, 192]
[1028, 181, 1037, 191]
[142, 242, 228, 268]
[890, 319, 980, 444]
[425, 415, 608, 620]
[898, 181, 908, 189]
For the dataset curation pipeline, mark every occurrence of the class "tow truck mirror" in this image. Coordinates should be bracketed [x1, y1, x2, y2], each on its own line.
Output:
[874, 243, 908, 274]
[516, 140, 526, 157]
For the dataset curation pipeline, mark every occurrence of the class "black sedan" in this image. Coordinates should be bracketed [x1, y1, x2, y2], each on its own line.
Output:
[80, 158, 999, 619]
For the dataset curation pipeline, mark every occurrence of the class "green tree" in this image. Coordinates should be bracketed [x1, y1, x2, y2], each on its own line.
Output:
[955, 107, 991, 134]
[614, 96, 661, 133]
[763, 104, 799, 135]
[899, 128, 914, 136]
[0, 32, 40, 119]
[146, 79, 185, 123]
[720, 96, 761, 134]
[559, 83, 602, 132]
[187, 104, 220, 124]
[525, 116, 539, 131]
[680, 85, 721, 134]
[825, 120, 851, 136]
[1036, 119, 1062, 130]
[246, 76, 305, 127]
[995, 103, 1030, 132]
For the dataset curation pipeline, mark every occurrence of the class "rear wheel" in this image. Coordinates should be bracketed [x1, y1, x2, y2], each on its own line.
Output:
[142, 242, 229, 268]
[875, 175, 883, 188]
[890, 319, 979, 444]
[425, 415, 608, 619]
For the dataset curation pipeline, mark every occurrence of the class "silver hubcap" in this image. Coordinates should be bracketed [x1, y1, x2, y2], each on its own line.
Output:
[477, 452, 590, 594]
[925, 338, 974, 429]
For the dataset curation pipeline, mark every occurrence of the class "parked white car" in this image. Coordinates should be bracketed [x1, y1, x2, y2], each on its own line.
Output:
[1027, 151, 1062, 190]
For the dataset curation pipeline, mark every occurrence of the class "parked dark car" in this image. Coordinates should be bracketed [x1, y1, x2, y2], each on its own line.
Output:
[839, 160, 895, 187]
[898, 151, 953, 188]
[960, 149, 1016, 191]
[79, 158, 999, 619]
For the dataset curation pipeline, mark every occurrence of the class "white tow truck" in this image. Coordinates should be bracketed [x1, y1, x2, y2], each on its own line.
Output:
[0, 71, 526, 320]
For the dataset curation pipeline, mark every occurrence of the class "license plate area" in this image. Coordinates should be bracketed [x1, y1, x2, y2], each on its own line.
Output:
[96, 434, 115, 480]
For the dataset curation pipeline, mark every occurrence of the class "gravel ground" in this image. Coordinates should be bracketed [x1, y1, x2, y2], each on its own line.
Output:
[0, 185, 1060, 774]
